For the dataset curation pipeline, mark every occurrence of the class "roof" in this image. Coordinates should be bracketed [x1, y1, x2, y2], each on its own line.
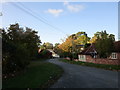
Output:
[79, 43, 97, 55]
[79, 41, 120, 55]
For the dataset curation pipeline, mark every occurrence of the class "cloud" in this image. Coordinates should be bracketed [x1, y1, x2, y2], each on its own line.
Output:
[63, 1, 69, 5]
[64, 2, 85, 13]
[67, 4, 84, 12]
[46, 9, 63, 17]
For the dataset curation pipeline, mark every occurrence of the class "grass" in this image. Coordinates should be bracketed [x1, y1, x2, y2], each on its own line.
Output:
[3, 60, 63, 88]
[60, 59, 120, 71]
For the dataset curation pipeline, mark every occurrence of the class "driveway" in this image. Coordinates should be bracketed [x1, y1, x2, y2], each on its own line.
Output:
[47, 58, 119, 88]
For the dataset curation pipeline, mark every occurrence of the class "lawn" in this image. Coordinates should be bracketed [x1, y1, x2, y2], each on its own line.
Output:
[60, 59, 120, 71]
[2, 60, 63, 88]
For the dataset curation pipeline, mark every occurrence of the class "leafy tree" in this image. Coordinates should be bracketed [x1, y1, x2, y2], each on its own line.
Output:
[53, 43, 60, 53]
[58, 32, 90, 60]
[58, 32, 90, 52]
[95, 30, 115, 58]
[75, 32, 90, 45]
[2, 23, 41, 77]
[54, 43, 60, 48]
[24, 27, 41, 60]
[40, 42, 53, 49]
[37, 49, 52, 59]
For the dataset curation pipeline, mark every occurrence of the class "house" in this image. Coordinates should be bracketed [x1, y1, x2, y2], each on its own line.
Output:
[109, 41, 120, 60]
[78, 43, 97, 62]
[47, 49, 60, 58]
[78, 41, 120, 65]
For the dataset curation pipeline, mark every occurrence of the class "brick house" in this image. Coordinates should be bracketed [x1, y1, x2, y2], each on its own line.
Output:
[78, 41, 120, 65]
[110, 41, 120, 59]
[78, 43, 97, 61]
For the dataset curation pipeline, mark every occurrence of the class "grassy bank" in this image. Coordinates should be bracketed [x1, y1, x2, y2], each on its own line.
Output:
[60, 59, 119, 71]
[3, 60, 63, 88]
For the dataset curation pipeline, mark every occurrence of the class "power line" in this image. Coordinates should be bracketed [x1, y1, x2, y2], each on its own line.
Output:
[18, 2, 48, 23]
[10, 2, 67, 35]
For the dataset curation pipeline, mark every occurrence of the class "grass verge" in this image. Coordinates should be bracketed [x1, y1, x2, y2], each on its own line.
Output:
[60, 59, 120, 71]
[3, 61, 63, 88]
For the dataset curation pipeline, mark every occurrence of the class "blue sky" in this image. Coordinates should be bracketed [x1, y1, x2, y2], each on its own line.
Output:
[1, 2, 118, 45]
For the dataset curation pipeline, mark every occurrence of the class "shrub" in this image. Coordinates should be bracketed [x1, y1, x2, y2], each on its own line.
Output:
[38, 49, 52, 59]
[2, 23, 41, 78]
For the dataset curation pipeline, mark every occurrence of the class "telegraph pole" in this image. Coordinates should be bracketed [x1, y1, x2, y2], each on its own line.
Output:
[0, 12, 2, 16]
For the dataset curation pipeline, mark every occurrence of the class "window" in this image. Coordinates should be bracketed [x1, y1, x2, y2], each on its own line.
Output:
[111, 53, 117, 59]
[78, 55, 86, 61]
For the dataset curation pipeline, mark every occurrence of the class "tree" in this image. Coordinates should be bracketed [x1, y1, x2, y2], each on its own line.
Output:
[90, 32, 102, 43]
[53, 43, 60, 53]
[58, 32, 90, 52]
[41, 42, 53, 49]
[24, 27, 41, 60]
[95, 30, 115, 58]
[2, 23, 41, 77]
[58, 31, 90, 59]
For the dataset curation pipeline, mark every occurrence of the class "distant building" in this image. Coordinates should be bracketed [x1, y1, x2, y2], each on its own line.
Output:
[47, 49, 60, 58]
[78, 41, 120, 65]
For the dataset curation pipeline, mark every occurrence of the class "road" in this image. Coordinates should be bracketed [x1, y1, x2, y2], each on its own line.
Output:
[47, 59, 119, 88]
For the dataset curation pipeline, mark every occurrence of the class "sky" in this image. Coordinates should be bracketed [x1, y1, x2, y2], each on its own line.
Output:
[1, 2, 118, 45]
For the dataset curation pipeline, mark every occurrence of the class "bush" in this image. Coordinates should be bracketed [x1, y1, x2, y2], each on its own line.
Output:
[73, 53, 78, 59]
[2, 23, 41, 78]
[37, 49, 52, 59]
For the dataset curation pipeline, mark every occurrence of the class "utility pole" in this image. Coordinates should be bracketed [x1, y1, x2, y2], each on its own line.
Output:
[0, 12, 2, 16]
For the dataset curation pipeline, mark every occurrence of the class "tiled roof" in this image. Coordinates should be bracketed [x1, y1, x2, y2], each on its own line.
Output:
[80, 41, 120, 55]
[80, 43, 97, 55]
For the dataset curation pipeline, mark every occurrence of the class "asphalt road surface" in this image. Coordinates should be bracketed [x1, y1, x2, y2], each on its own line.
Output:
[47, 59, 119, 88]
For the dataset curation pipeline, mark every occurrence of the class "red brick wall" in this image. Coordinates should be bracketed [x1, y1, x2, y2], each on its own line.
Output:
[117, 53, 120, 60]
[85, 54, 119, 65]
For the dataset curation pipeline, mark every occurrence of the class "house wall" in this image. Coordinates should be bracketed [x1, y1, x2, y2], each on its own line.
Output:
[85, 54, 119, 65]
[78, 55, 86, 62]
[117, 53, 120, 60]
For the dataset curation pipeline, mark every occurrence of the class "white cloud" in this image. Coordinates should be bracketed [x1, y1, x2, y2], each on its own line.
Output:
[63, 1, 69, 5]
[46, 9, 63, 17]
[63, 2, 85, 13]
[67, 4, 84, 12]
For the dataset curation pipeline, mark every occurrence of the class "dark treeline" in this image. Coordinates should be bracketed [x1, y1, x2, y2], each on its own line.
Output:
[2, 23, 41, 78]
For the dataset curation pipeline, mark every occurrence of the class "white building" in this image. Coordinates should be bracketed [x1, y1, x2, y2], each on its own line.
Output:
[47, 49, 60, 58]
